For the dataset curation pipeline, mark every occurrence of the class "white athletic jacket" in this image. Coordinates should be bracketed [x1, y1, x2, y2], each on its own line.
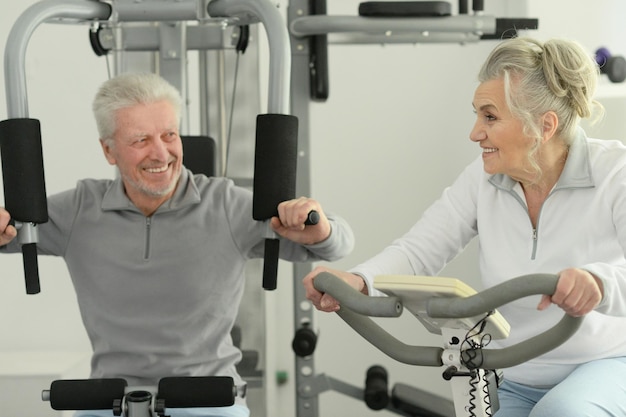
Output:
[352, 128, 626, 387]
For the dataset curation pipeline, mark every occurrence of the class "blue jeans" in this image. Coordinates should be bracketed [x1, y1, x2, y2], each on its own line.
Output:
[494, 357, 626, 417]
[74, 404, 249, 417]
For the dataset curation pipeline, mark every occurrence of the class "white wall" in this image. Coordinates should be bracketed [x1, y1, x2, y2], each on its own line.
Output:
[2, 1, 626, 416]
[0, 5, 109, 349]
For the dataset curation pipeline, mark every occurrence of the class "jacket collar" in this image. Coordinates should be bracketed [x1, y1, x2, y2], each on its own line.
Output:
[488, 127, 594, 192]
[101, 168, 201, 213]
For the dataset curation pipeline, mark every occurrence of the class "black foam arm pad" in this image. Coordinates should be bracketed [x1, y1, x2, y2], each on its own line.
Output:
[262, 238, 280, 290]
[49, 378, 127, 410]
[0, 118, 48, 223]
[22, 243, 41, 294]
[157, 376, 236, 408]
[252, 114, 299, 221]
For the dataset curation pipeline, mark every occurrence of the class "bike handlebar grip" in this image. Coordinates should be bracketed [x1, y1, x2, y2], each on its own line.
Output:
[463, 314, 584, 370]
[22, 242, 41, 294]
[337, 307, 443, 366]
[426, 273, 559, 318]
[314, 272, 403, 317]
[262, 238, 280, 290]
[48, 379, 127, 410]
[157, 376, 236, 408]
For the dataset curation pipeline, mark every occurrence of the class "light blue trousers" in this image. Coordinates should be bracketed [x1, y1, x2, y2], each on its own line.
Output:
[74, 404, 249, 417]
[494, 357, 626, 417]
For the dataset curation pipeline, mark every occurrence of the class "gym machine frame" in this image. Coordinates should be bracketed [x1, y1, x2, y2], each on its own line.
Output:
[286, 1, 538, 416]
[1, 0, 295, 414]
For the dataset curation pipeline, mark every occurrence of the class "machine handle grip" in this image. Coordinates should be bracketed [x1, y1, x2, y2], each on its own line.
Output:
[260, 211, 320, 291]
[304, 210, 320, 226]
[262, 238, 280, 290]
[314, 272, 403, 317]
[22, 242, 41, 294]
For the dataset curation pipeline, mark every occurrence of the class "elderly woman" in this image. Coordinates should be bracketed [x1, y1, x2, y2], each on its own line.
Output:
[304, 37, 626, 417]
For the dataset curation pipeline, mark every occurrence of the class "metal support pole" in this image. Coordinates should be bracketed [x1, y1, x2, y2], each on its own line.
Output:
[4, 0, 112, 118]
[207, 0, 291, 114]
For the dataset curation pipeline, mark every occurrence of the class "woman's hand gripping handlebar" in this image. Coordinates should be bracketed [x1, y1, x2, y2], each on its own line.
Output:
[312, 272, 584, 370]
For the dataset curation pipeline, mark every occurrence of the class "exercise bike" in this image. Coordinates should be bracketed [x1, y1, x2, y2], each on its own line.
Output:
[313, 272, 583, 417]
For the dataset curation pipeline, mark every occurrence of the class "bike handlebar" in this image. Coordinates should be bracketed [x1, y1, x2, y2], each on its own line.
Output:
[313, 272, 584, 370]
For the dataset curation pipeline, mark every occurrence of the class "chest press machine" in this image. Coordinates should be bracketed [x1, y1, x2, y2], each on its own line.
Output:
[0, 0, 300, 414]
[1, 0, 545, 416]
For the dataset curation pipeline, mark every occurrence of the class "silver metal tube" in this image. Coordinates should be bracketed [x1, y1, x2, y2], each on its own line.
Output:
[337, 308, 444, 367]
[289, 15, 496, 38]
[217, 49, 228, 175]
[110, 0, 200, 22]
[328, 31, 482, 45]
[208, 0, 290, 114]
[4, 0, 112, 118]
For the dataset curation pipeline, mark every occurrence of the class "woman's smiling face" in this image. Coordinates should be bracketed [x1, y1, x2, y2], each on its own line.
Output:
[470, 77, 537, 182]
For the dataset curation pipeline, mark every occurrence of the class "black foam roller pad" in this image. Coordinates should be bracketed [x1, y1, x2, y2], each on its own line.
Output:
[252, 114, 298, 221]
[364, 365, 390, 410]
[49, 378, 127, 410]
[157, 376, 236, 408]
[0, 118, 48, 223]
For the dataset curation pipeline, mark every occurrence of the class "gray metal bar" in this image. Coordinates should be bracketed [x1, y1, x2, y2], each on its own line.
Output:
[327, 31, 481, 45]
[110, 0, 200, 22]
[289, 15, 497, 38]
[96, 25, 233, 51]
[4, 0, 112, 118]
[337, 308, 444, 367]
[289, 2, 317, 412]
[466, 314, 583, 370]
[306, 374, 364, 401]
[207, 0, 291, 114]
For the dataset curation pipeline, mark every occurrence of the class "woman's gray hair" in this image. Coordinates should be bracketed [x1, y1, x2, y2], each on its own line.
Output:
[92, 72, 183, 143]
[478, 37, 603, 173]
